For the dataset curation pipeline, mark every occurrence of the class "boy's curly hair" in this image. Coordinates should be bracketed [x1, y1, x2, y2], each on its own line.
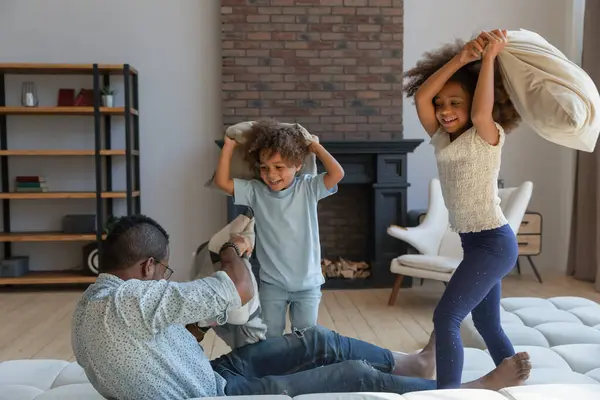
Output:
[404, 39, 521, 132]
[243, 119, 308, 168]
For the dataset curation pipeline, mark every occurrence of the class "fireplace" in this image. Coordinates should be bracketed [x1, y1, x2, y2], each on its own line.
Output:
[220, 139, 423, 289]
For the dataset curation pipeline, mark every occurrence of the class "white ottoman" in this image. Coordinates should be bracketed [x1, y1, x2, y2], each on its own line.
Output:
[460, 296, 600, 385]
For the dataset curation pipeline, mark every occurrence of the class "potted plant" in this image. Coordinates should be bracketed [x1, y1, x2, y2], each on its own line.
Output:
[101, 85, 116, 107]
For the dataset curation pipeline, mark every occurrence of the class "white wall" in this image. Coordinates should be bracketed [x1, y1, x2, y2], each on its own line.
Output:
[403, 0, 584, 273]
[0, 0, 224, 281]
[0, 0, 584, 280]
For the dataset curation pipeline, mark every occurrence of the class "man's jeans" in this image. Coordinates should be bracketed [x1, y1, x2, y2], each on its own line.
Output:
[210, 325, 437, 396]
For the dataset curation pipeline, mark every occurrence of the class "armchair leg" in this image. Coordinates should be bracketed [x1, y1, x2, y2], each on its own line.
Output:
[388, 275, 404, 306]
[516, 258, 521, 274]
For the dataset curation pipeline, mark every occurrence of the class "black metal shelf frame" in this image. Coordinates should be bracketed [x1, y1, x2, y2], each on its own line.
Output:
[0, 63, 141, 260]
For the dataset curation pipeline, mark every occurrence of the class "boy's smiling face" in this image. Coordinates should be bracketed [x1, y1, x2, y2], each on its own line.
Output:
[259, 150, 301, 191]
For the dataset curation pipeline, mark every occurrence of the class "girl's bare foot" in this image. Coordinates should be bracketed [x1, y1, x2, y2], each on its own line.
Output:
[392, 331, 436, 379]
[462, 352, 531, 391]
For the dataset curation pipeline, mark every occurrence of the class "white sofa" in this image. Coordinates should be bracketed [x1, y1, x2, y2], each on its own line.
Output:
[3, 295, 599, 399]
[1, 358, 600, 400]
[461, 296, 600, 385]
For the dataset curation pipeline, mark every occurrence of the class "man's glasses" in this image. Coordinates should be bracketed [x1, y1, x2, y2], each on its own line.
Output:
[155, 260, 174, 280]
[141, 258, 174, 280]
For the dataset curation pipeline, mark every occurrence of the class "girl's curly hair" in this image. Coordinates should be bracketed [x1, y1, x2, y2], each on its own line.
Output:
[243, 119, 308, 168]
[404, 39, 521, 132]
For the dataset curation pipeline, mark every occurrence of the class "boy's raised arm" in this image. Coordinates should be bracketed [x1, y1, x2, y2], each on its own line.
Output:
[214, 136, 237, 195]
[309, 137, 344, 190]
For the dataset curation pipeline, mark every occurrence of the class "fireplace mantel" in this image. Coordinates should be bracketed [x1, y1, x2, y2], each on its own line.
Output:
[215, 140, 422, 154]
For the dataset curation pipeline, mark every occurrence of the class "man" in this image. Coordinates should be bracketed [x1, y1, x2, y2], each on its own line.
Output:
[72, 215, 531, 400]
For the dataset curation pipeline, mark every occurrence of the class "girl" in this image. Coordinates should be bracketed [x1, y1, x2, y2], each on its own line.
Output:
[404, 29, 530, 389]
[214, 120, 344, 338]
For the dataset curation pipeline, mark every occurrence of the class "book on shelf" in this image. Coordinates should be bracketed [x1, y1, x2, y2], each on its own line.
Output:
[15, 176, 46, 182]
[15, 176, 48, 192]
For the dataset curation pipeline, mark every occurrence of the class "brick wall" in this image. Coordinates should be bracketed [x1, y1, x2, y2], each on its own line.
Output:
[221, 0, 404, 141]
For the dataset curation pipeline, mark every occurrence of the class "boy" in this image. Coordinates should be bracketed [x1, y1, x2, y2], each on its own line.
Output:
[214, 120, 344, 337]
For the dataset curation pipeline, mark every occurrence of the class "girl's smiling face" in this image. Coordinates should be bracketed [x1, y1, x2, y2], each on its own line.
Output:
[434, 80, 472, 135]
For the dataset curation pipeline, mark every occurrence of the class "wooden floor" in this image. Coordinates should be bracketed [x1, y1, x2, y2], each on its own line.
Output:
[1, 270, 599, 362]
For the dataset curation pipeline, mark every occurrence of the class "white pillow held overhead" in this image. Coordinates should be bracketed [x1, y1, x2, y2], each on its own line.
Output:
[497, 29, 600, 152]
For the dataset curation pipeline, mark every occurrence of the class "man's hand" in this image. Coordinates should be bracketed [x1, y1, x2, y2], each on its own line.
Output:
[229, 234, 253, 258]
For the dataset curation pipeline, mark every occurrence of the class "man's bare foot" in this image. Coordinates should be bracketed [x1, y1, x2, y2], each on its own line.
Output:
[462, 352, 531, 391]
[392, 330, 436, 379]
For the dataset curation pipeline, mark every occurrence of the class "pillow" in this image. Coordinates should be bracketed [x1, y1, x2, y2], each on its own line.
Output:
[191, 212, 258, 326]
[497, 29, 600, 152]
[204, 121, 318, 192]
[190, 211, 268, 349]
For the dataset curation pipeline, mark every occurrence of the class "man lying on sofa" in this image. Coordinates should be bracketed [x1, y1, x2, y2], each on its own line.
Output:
[72, 215, 532, 400]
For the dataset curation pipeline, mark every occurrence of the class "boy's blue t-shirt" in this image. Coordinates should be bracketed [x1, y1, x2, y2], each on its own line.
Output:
[233, 173, 336, 292]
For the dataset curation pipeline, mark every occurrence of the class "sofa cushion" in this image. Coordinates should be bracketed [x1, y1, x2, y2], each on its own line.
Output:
[51, 362, 90, 388]
[295, 394, 403, 399]
[499, 383, 600, 399]
[203, 397, 291, 400]
[535, 322, 600, 346]
[403, 389, 507, 399]
[34, 384, 106, 400]
[551, 344, 600, 375]
[460, 296, 600, 385]
[0, 360, 69, 391]
[0, 385, 43, 400]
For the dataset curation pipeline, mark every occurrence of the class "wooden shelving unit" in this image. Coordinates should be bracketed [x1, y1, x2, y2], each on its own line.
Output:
[0, 150, 139, 156]
[0, 271, 98, 285]
[0, 62, 140, 286]
[0, 191, 140, 200]
[0, 232, 106, 242]
[0, 106, 138, 115]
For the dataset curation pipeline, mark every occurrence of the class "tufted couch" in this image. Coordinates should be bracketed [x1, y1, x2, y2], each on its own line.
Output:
[461, 296, 600, 384]
[0, 357, 599, 400]
[2, 296, 600, 399]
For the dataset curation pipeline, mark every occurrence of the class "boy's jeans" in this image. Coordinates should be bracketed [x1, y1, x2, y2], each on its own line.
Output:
[259, 280, 321, 338]
[210, 325, 437, 396]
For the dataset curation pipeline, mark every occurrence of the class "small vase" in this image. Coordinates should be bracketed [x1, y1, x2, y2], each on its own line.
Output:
[21, 82, 38, 107]
[102, 95, 114, 107]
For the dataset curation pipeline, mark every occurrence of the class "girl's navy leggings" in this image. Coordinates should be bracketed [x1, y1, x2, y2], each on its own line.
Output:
[433, 223, 518, 389]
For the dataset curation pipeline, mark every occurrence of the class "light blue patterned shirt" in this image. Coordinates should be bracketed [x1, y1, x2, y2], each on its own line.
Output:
[72, 272, 241, 400]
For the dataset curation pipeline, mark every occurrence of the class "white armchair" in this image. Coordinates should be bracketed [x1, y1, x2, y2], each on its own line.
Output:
[387, 178, 534, 306]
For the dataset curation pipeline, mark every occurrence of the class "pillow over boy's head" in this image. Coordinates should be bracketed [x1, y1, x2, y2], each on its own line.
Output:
[228, 119, 317, 178]
[205, 120, 318, 193]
